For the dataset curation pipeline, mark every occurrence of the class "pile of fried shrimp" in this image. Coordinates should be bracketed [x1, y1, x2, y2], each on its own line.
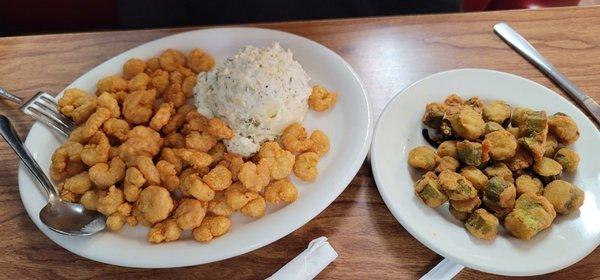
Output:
[49, 48, 338, 243]
[408, 94, 583, 241]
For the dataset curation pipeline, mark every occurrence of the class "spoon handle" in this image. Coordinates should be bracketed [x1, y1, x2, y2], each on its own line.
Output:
[0, 115, 59, 200]
[493, 22, 600, 126]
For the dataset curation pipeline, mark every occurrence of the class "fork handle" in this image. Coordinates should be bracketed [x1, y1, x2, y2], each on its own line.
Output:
[494, 22, 600, 126]
[0, 115, 59, 200]
[0, 87, 23, 104]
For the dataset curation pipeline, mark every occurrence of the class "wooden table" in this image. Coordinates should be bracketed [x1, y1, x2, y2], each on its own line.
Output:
[1, 5, 600, 279]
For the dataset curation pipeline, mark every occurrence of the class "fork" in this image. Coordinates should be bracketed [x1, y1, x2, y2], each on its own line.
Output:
[0, 86, 76, 137]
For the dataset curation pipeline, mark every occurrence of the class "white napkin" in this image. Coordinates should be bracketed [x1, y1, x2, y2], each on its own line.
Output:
[267, 237, 338, 280]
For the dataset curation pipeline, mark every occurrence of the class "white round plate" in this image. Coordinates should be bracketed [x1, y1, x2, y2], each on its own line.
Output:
[18, 27, 372, 268]
[371, 69, 600, 276]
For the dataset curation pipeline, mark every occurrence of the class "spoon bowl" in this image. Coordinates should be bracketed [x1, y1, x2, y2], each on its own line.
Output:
[0, 114, 106, 236]
[40, 200, 106, 236]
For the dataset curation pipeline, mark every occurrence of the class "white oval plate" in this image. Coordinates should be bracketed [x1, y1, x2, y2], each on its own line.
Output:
[18, 27, 372, 268]
[371, 69, 600, 276]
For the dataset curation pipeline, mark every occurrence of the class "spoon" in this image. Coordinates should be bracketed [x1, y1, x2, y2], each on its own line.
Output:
[0, 115, 106, 235]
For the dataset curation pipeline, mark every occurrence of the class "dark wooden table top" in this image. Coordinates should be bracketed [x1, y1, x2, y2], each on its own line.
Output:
[1, 5, 600, 280]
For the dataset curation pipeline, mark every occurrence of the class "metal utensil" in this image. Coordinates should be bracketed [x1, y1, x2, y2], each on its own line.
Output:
[0, 114, 105, 235]
[494, 22, 600, 126]
[0, 87, 76, 137]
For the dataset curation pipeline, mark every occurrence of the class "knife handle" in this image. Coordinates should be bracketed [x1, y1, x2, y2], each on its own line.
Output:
[493, 22, 600, 126]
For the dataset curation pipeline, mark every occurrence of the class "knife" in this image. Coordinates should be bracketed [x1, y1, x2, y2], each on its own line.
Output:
[493, 22, 600, 127]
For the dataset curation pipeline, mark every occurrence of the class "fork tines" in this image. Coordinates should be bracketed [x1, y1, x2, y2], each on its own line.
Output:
[20, 91, 76, 137]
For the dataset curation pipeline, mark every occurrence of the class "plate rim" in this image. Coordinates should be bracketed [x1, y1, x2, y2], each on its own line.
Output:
[18, 26, 373, 268]
[370, 68, 600, 276]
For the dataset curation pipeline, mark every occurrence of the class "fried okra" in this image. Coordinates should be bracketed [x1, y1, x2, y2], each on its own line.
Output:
[543, 133, 559, 158]
[543, 180, 584, 214]
[483, 176, 516, 209]
[449, 205, 470, 221]
[484, 122, 504, 134]
[438, 170, 478, 200]
[448, 106, 486, 141]
[408, 146, 440, 171]
[515, 174, 543, 195]
[483, 100, 511, 125]
[533, 157, 563, 184]
[414, 172, 447, 207]
[483, 130, 517, 161]
[548, 112, 580, 145]
[460, 166, 488, 191]
[504, 147, 533, 172]
[422, 102, 446, 128]
[456, 140, 486, 166]
[554, 148, 580, 173]
[484, 163, 514, 184]
[465, 209, 499, 240]
[437, 140, 458, 159]
[518, 110, 548, 162]
[510, 107, 533, 127]
[450, 196, 481, 213]
[505, 193, 556, 240]
[435, 156, 460, 173]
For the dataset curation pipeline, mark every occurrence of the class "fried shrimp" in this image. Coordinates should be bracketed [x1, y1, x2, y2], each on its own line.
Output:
[308, 85, 338, 111]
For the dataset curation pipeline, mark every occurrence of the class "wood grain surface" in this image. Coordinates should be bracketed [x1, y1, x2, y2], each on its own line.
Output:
[1, 6, 600, 280]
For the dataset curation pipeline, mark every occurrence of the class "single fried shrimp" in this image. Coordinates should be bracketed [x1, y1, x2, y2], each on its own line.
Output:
[163, 83, 187, 108]
[218, 153, 244, 181]
[308, 130, 330, 157]
[186, 48, 215, 74]
[81, 131, 110, 166]
[180, 173, 215, 201]
[135, 156, 161, 185]
[224, 182, 259, 210]
[123, 58, 146, 79]
[149, 102, 175, 131]
[185, 131, 217, 152]
[97, 92, 120, 118]
[161, 104, 196, 135]
[119, 126, 163, 165]
[150, 69, 169, 94]
[202, 165, 232, 191]
[281, 123, 312, 154]
[265, 179, 298, 204]
[122, 89, 157, 124]
[124, 166, 145, 202]
[241, 195, 266, 218]
[156, 160, 180, 191]
[136, 185, 174, 224]
[293, 152, 319, 182]
[80, 190, 99, 210]
[308, 85, 338, 111]
[58, 88, 97, 124]
[258, 141, 294, 180]
[159, 49, 186, 72]
[97, 186, 125, 216]
[174, 148, 213, 169]
[238, 161, 270, 192]
[206, 118, 234, 140]
[173, 198, 206, 230]
[182, 75, 196, 98]
[102, 118, 130, 142]
[81, 107, 111, 140]
[160, 148, 183, 174]
[89, 156, 126, 189]
[208, 142, 226, 165]
[63, 171, 93, 194]
[192, 216, 230, 242]
[97, 75, 127, 94]
[208, 192, 235, 216]
[148, 218, 181, 243]
[127, 72, 151, 91]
